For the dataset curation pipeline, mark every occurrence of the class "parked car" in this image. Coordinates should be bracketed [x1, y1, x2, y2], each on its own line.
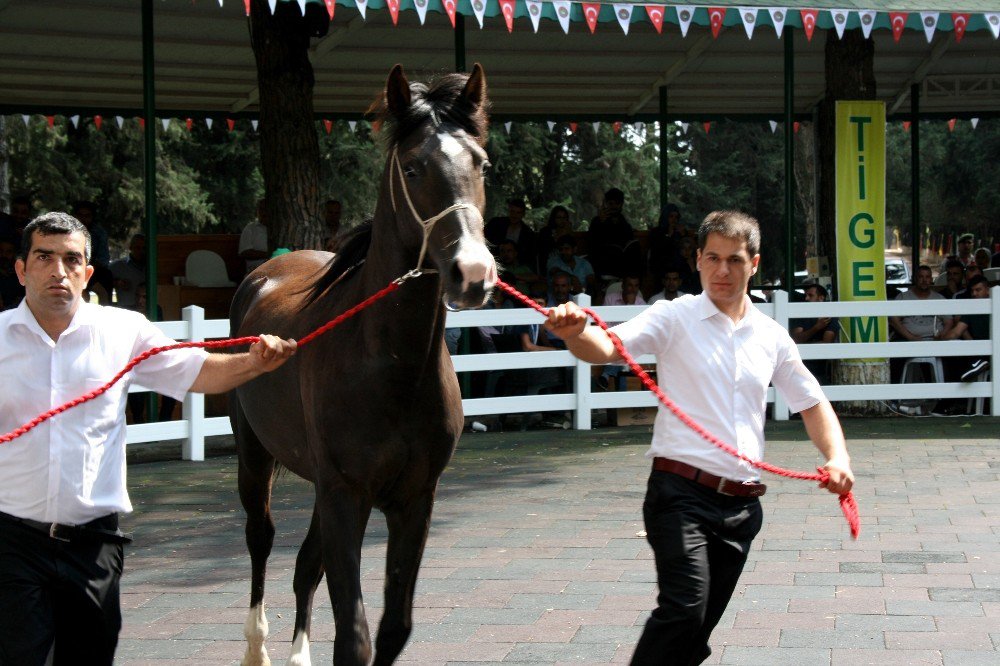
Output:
[885, 258, 912, 285]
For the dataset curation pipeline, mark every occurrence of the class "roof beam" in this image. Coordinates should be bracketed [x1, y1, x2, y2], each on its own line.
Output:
[888, 34, 952, 115]
[628, 29, 720, 115]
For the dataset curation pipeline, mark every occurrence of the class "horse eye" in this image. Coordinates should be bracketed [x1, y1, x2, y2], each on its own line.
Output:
[480, 161, 492, 176]
[403, 165, 418, 178]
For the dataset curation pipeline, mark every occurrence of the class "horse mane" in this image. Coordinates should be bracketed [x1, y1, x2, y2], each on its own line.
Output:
[369, 71, 490, 148]
[304, 222, 373, 306]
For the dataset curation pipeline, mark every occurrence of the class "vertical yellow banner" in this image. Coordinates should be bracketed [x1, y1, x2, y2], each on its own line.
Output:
[835, 101, 886, 345]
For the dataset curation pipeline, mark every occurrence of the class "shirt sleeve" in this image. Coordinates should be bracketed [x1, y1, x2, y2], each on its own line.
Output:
[129, 316, 209, 401]
[770, 326, 826, 413]
[609, 300, 674, 359]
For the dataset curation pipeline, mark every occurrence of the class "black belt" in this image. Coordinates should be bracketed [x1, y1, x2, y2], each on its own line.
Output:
[0, 511, 132, 545]
[653, 458, 767, 498]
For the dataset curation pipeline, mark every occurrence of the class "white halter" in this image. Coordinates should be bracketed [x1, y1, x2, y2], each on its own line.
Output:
[388, 146, 483, 274]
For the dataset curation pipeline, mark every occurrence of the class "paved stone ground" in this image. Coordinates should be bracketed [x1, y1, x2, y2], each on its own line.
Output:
[115, 417, 1000, 665]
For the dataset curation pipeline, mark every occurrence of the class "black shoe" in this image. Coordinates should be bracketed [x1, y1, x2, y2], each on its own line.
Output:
[961, 360, 989, 382]
[597, 375, 610, 391]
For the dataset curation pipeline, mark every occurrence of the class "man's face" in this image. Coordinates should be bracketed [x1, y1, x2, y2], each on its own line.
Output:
[15, 231, 94, 314]
[966, 265, 983, 281]
[325, 201, 341, 227]
[552, 276, 571, 303]
[622, 277, 640, 299]
[499, 242, 518, 266]
[971, 282, 990, 299]
[958, 239, 973, 256]
[915, 268, 934, 292]
[603, 197, 623, 214]
[946, 265, 963, 285]
[557, 243, 575, 262]
[696, 233, 759, 309]
[508, 204, 525, 224]
[804, 286, 826, 303]
[74, 207, 94, 229]
[664, 272, 682, 294]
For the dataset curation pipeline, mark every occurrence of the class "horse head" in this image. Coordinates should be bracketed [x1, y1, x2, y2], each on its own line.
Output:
[378, 63, 497, 310]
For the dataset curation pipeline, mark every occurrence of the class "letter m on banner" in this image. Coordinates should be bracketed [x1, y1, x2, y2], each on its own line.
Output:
[835, 101, 887, 355]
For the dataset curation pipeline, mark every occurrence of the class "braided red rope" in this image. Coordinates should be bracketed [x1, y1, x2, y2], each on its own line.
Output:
[0, 279, 402, 446]
[497, 279, 860, 540]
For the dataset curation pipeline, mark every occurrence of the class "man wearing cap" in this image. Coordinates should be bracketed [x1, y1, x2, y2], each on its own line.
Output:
[955, 233, 976, 268]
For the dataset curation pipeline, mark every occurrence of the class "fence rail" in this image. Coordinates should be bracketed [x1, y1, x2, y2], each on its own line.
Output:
[129, 288, 1000, 460]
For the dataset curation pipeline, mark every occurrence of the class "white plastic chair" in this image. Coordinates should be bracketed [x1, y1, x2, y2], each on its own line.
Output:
[901, 356, 944, 384]
[185, 250, 236, 287]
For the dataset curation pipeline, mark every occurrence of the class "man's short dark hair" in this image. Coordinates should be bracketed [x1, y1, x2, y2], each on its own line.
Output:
[958, 233, 974, 243]
[966, 275, 988, 291]
[604, 188, 624, 204]
[944, 257, 964, 271]
[555, 234, 576, 249]
[21, 212, 92, 262]
[71, 200, 97, 215]
[507, 198, 527, 210]
[697, 210, 761, 257]
[805, 283, 828, 300]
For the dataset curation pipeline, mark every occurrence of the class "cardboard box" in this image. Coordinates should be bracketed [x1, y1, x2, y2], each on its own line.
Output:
[613, 374, 657, 426]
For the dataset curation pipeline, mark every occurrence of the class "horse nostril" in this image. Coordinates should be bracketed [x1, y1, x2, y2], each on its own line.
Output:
[450, 263, 464, 287]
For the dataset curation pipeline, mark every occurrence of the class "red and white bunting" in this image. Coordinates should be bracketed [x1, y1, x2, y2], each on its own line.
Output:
[415, 0, 430, 25]
[251, 119, 259, 131]
[645, 5, 664, 34]
[947, 118, 957, 132]
[348, 120, 357, 132]
[324, 0, 335, 20]
[583, 3, 600, 33]
[569, 122, 578, 133]
[592, 121, 600, 133]
[94, 115, 103, 130]
[858, 10, 877, 39]
[244, 0, 251, 17]
[952, 13, 969, 43]
[986, 13, 1000, 39]
[46, 115, 55, 128]
[355, 0, 368, 21]
[902, 120, 911, 132]
[769, 120, 778, 133]
[443, 0, 457, 28]
[218, 0, 223, 8]
[227, 119, 235, 132]
[138, 118, 145, 130]
[614, 4, 633, 35]
[702, 122, 711, 134]
[471, 0, 487, 29]
[920, 12, 938, 43]
[323, 119, 333, 134]
[680, 121, 689, 133]
[800, 9, 818, 42]
[613, 121, 622, 134]
[386, 0, 399, 25]
[547, 121, 555, 132]
[500, 0, 516, 32]
[186, 118, 193, 131]
[793, 121, 800, 134]
[737, 7, 757, 39]
[295, 0, 306, 16]
[20, 114, 29, 126]
[971, 118, 979, 129]
[267, 0, 277, 15]
[889, 12, 907, 43]
[206, 118, 214, 130]
[768, 8, 787, 38]
[675, 6, 695, 38]
[526, 0, 543, 32]
[553, 1, 572, 34]
[115, 116, 124, 129]
[707, 7, 726, 39]
[161, 118, 170, 131]
[830, 9, 849, 39]
[70, 114, 80, 128]
[634, 121, 645, 132]
[504, 121, 512, 134]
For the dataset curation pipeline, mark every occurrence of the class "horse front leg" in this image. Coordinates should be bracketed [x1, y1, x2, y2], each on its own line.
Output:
[288, 504, 325, 666]
[317, 487, 373, 665]
[373, 490, 435, 666]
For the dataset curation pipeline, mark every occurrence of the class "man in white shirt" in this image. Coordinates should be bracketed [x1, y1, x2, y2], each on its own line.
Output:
[0, 213, 296, 665]
[545, 210, 853, 665]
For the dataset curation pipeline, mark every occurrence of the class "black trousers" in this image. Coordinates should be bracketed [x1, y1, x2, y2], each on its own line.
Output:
[631, 470, 763, 666]
[0, 514, 123, 666]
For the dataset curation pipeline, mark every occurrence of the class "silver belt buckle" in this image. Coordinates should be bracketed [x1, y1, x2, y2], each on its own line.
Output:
[49, 523, 71, 542]
[716, 477, 733, 496]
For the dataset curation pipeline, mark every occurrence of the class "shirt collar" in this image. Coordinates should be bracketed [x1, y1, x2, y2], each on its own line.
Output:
[696, 292, 756, 327]
[11, 298, 98, 343]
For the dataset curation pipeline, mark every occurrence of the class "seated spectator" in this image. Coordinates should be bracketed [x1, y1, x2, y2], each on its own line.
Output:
[889, 265, 953, 386]
[938, 275, 991, 412]
[603, 274, 646, 306]
[0, 237, 25, 311]
[536, 205, 574, 273]
[324, 199, 342, 246]
[974, 247, 991, 272]
[240, 199, 270, 274]
[498, 239, 540, 294]
[648, 268, 687, 304]
[955, 233, 976, 267]
[544, 272, 574, 348]
[111, 233, 146, 309]
[938, 258, 965, 298]
[677, 236, 701, 295]
[790, 283, 840, 384]
[646, 203, 687, 285]
[546, 235, 595, 296]
[586, 187, 637, 281]
[953, 264, 983, 299]
[485, 198, 536, 270]
[72, 200, 113, 303]
[0, 194, 31, 245]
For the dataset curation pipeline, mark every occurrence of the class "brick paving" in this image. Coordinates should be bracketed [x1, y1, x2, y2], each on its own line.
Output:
[116, 417, 1000, 665]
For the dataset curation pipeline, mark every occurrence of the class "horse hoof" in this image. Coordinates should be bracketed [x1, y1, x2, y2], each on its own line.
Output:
[287, 630, 312, 666]
[240, 649, 271, 666]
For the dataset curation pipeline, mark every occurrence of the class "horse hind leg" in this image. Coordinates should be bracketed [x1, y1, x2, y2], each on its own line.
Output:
[287, 504, 325, 666]
[373, 491, 435, 666]
[233, 399, 277, 666]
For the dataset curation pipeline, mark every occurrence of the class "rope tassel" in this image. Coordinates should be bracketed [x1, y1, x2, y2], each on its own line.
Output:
[496, 279, 861, 540]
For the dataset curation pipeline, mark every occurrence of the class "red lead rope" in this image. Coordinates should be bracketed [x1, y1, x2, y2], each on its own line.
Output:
[496, 279, 860, 540]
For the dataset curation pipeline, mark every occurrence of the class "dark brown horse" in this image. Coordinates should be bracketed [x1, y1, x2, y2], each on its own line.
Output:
[229, 64, 496, 665]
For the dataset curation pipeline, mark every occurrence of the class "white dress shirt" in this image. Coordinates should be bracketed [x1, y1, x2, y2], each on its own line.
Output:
[0, 301, 207, 524]
[611, 293, 825, 482]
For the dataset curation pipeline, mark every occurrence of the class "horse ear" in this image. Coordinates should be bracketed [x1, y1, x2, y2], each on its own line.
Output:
[385, 64, 411, 117]
[460, 63, 487, 110]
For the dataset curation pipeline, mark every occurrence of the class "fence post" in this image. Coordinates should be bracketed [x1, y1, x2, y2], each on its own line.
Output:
[182, 305, 206, 461]
[771, 290, 790, 421]
[992, 286, 999, 416]
[572, 293, 593, 430]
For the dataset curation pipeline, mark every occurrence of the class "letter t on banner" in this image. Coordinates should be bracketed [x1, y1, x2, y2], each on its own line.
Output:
[835, 101, 887, 350]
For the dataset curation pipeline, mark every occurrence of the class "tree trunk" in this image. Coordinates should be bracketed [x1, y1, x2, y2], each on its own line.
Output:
[818, 30, 881, 415]
[249, 0, 322, 251]
[0, 116, 9, 211]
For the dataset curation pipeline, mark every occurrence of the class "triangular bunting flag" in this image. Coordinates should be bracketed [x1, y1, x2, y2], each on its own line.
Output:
[295, 0, 306, 15]
[504, 121, 512, 134]
[645, 5, 664, 34]
[267, 0, 276, 14]
[526, 0, 543, 32]
[614, 4, 633, 35]
[569, 122, 578, 133]
[251, 119, 259, 131]
[769, 8, 787, 38]
[553, 1, 572, 34]
[227, 119, 235, 132]
[800, 9, 818, 41]
[920, 12, 938, 43]
[583, 3, 601, 33]
[500, 0, 516, 32]
[161, 118, 170, 131]
[93, 115, 103, 130]
[186, 118, 193, 131]
[592, 122, 600, 133]
[547, 121, 555, 131]
[707, 7, 726, 39]
[443, 0, 457, 27]
[348, 120, 357, 132]
[971, 118, 979, 129]
[414, 0, 429, 25]
[769, 120, 778, 133]
[355, 0, 368, 21]
[858, 10, 877, 39]
[323, 119, 333, 134]
[902, 120, 911, 132]
[889, 12, 907, 43]
[613, 121, 622, 134]
[138, 118, 145, 130]
[947, 118, 956, 132]
[680, 122, 689, 133]
[20, 114, 29, 126]
[471, 0, 487, 29]
[386, 0, 399, 25]
[702, 122, 711, 134]
[245, 0, 252, 16]
[70, 115, 80, 128]
[830, 9, 849, 39]
[952, 13, 969, 43]
[985, 13, 1000, 39]
[44, 115, 54, 128]
[324, 0, 336, 20]
[793, 121, 800, 134]
[737, 8, 757, 39]
[115, 116, 124, 129]
[676, 6, 695, 38]
[634, 121, 645, 132]
[206, 118, 214, 130]
[218, 0, 223, 7]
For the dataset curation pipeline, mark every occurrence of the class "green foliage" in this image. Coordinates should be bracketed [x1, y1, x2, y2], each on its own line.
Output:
[316, 121, 382, 225]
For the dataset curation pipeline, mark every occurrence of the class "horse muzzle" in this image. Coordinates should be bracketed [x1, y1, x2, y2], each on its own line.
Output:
[444, 242, 497, 310]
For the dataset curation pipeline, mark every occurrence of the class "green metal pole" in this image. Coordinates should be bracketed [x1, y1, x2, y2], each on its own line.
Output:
[659, 86, 668, 213]
[783, 28, 795, 294]
[455, 13, 466, 72]
[910, 83, 920, 275]
[141, 0, 158, 321]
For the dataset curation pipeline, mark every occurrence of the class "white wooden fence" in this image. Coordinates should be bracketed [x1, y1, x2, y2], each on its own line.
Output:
[128, 288, 1000, 460]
